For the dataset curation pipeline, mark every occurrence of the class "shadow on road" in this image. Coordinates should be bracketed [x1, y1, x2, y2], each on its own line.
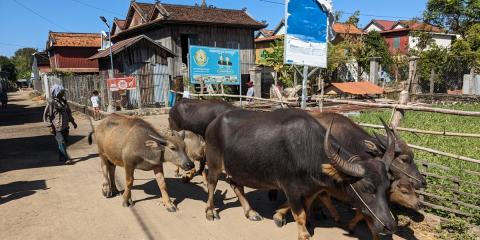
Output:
[0, 103, 45, 127]
[0, 179, 49, 205]
[0, 135, 86, 173]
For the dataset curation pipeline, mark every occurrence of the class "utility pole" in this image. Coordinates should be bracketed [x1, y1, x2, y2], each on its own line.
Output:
[100, 16, 115, 112]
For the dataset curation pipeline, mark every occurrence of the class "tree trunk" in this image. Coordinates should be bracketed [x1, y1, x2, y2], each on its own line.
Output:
[429, 68, 435, 94]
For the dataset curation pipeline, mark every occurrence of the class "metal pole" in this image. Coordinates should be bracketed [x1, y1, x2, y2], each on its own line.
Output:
[301, 65, 308, 109]
[238, 42, 242, 107]
[104, 20, 115, 112]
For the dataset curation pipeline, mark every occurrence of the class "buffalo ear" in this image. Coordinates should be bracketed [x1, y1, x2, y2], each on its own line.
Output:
[173, 130, 185, 140]
[363, 140, 381, 155]
[145, 140, 159, 149]
[322, 164, 345, 182]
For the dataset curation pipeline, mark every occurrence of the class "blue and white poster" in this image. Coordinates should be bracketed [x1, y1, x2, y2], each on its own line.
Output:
[189, 45, 241, 85]
[284, 0, 334, 68]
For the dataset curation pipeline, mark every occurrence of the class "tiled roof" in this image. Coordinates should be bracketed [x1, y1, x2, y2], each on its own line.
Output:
[381, 22, 444, 33]
[255, 34, 283, 43]
[372, 20, 397, 30]
[137, 2, 155, 17]
[89, 35, 175, 60]
[259, 29, 274, 37]
[114, 19, 126, 30]
[49, 32, 101, 48]
[161, 3, 265, 28]
[329, 82, 384, 95]
[332, 23, 363, 34]
[117, 2, 265, 37]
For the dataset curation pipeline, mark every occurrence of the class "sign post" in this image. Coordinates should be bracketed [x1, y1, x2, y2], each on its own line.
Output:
[284, 0, 334, 109]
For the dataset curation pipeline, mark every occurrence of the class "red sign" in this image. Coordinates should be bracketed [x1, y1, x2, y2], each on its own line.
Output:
[107, 77, 136, 91]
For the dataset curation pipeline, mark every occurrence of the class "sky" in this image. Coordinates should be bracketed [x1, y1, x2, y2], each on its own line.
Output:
[0, 0, 428, 57]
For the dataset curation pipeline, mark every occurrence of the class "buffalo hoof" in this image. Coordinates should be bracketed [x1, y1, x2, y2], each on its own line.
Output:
[166, 205, 177, 213]
[247, 210, 262, 221]
[122, 198, 134, 207]
[206, 209, 220, 221]
[273, 217, 286, 228]
[298, 233, 311, 240]
[102, 187, 119, 198]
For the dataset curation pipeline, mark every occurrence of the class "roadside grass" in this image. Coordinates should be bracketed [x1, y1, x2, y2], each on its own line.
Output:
[350, 104, 480, 224]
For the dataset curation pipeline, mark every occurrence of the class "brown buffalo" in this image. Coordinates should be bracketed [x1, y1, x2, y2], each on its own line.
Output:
[88, 114, 194, 212]
[173, 130, 207, 185]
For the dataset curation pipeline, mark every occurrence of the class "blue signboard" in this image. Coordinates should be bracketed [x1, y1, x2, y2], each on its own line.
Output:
[285, 0, 334, 68]
[189, 45, 241, 85]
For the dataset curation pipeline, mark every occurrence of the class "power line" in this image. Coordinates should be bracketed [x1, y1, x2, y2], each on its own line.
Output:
[0, 42, 34, 48]
[257, 0, 415, 19]
[68, 0, 123, 16]
[11, 0, 70, 31]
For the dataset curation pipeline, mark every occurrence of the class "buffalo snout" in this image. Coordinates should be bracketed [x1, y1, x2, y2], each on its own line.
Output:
[182, 160, 195, 171]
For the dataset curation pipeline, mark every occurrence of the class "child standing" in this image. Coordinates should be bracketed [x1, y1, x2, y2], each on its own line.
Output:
[91, 90, 101, 120]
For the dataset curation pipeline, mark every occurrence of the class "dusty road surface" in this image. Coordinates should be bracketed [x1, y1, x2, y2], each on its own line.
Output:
[1, 91, 426, 240]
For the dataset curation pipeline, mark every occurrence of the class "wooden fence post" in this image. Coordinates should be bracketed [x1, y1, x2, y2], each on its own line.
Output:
[136, 76, 142, 109]
[391, 56, 418, 128]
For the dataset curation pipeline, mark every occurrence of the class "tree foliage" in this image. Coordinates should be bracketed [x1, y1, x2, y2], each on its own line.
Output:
[346, 11, 360, 27]
[0, 55, 17, 81]
[423, 0, 480, 37]
[264, 39, 294, 87]
[11, 47, 37, 80]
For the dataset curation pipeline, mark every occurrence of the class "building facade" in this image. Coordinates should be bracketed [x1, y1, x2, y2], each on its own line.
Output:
[111, 0, 265, 82]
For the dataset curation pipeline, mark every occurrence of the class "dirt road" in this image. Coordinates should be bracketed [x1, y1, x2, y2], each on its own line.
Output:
[1, 91, 421, 240]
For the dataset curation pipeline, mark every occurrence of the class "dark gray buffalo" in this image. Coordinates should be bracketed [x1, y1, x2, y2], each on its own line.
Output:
[169, 98, 236, 137]
[310, 112, 426, 205]
[88, 114, 194, 211]
[204, 109, 396, 240]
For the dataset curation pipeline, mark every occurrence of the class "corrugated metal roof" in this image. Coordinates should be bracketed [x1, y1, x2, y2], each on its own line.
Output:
[329, 82, 384, 95]
[89, 35, 175, 60]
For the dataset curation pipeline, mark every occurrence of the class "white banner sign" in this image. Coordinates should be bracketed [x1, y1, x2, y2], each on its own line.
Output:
[284, 0, 334, 68]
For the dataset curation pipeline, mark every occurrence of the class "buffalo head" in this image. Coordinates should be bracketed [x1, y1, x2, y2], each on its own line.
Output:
[389, 178, 422, 210]
[374, 121, 427, 190]
[146, 131, 195, 171]
[324, 120, 397, 235]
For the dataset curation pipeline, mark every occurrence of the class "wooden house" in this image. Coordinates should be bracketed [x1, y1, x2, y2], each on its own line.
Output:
[46, 31, 101, 73]
[89, 35, 175, 107]
[111, 0, 265, 83]
[89, 35, 174, 79]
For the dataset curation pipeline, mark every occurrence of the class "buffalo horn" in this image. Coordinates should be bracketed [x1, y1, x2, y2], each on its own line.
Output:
[381, 123, 396, 171]
[148, 134, 167, 145]
[324, 119, 365, 178]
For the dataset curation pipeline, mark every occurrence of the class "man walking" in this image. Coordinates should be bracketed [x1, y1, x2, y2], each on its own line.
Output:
[43, 84, 77, 163]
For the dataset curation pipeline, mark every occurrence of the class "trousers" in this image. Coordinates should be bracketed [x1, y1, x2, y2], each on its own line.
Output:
[55, 128, 70, 162]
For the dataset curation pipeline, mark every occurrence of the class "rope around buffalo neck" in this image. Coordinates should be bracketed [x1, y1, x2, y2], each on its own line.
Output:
[390, 163, 423, 183]
[349, 184, 394, 229]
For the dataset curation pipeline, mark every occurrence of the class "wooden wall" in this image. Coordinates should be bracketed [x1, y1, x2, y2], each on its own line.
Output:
[98, 39, 170, 78]
[129, 24, 256, 79]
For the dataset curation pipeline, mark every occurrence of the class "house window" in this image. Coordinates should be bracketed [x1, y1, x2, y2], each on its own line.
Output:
[393, 37, 401, 49]
[227, 41, 239, 49]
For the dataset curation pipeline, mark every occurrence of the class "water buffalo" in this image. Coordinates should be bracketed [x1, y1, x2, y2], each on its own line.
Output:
[88, 114, 194, 211]
[310, 112, 426, 206]
[173, 130, 207, 184]
[169, 99, 236, 180]
[169, 98, 236, 137]
[204, 109, 396, 240]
